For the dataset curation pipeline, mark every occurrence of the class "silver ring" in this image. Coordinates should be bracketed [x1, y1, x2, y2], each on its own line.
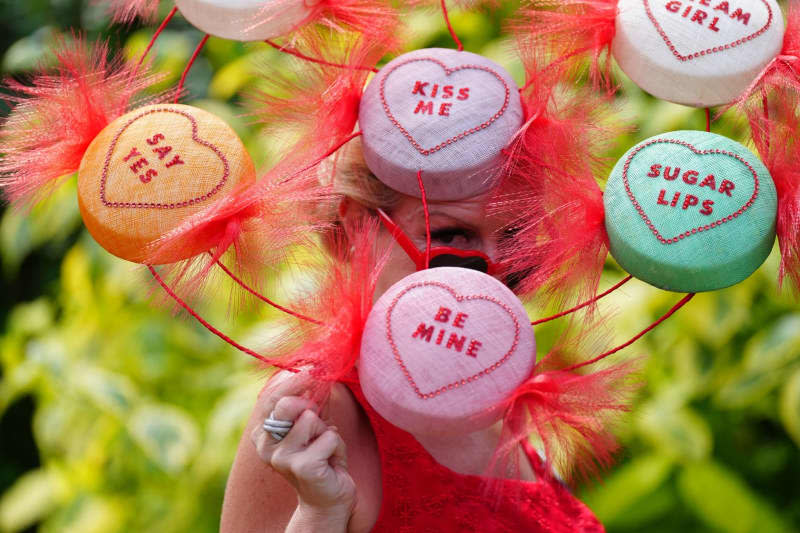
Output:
[262, 411, 293, 441]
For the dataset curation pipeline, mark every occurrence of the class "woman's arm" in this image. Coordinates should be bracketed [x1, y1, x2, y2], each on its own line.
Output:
[220, 371, 354, 533]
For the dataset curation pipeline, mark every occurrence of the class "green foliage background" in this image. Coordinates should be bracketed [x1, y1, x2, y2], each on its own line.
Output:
[0, 1, 798, 532]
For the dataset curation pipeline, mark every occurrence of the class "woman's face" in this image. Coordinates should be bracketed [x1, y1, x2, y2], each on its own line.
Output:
[367, 193, 507, 299]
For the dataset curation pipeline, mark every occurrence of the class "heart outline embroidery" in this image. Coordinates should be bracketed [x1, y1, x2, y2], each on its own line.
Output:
[100, 107, 230, 209]
[379, 57, 511, 156]
[642, 0, 774, 62]
[622, 138, 760, 245]
[385, 281, 521, 399]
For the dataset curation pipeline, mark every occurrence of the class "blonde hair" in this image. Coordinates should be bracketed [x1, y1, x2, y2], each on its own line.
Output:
[321, 137, 402, 212]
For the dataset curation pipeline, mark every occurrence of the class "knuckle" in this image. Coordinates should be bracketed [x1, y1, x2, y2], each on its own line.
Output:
[269, 448, 291, 472]
[272, 395, 295, 414]
[297, 408, 319, 426]
[272, 396, 308, 421]
[292, 460, 322, 482]
[287, 455, 310, 477]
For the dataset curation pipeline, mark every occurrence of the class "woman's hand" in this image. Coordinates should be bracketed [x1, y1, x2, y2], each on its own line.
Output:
[251, 395, 356, 531]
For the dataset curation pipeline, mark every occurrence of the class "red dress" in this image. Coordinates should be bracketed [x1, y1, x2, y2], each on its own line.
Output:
[341, 376, 605, 533]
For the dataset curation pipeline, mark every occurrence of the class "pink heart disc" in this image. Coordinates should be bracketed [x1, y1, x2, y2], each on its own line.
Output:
[358, 48, 524, 200]
[359, 267, 536, 437]
[612, 0, 785, 106]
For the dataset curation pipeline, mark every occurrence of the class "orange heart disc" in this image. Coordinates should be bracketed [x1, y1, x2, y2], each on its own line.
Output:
[78, 104, 255, 263]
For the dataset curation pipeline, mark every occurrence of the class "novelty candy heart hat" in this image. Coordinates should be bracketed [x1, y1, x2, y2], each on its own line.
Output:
[359, 267, 537, 436]
[497, 126, 795, 315]
[266, 232, 637, 482]
[242, 11, 615, 206]
[0, 36, 341, 309]
[605, 130, 776, 292]
[358, 48, 524, 200]
[0, 5, 653, 486]
[516, 0, 800, 108]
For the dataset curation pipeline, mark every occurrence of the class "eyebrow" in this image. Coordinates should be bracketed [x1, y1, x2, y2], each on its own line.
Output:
[410, 207, 481, 232]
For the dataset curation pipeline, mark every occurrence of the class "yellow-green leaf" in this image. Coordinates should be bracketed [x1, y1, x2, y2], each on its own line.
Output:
[779, 368, 800, 447]
[678, 461, 790, 533]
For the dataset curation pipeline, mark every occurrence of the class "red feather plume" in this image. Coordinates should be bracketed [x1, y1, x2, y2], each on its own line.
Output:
[103, 0, 161, 23]
[493, 50, 620, 308]
[0, 37, 172, 207]
[491, 325, 641, 484]
[143, 152, 337, 307]
[729, 2, 800, 111]
[512, 0, 619, 94]
[749, 88, 800, 293]
[249, 31, 383, 159]
[248, 0, 400, 44]
[268, 216, 390, 404]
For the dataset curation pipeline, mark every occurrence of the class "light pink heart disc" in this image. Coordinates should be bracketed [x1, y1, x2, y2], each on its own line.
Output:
[359, 268, 536, 437]
[358, 48, 524, 200]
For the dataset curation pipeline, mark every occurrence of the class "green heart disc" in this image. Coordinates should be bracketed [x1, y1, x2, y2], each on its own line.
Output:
[604, 130, 777, 292]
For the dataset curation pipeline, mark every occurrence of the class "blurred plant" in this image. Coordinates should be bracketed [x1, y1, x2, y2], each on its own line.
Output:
[0, 1, 798, 532]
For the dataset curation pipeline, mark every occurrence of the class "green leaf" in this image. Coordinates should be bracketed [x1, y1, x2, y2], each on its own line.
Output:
[0, 179, 81, 276]
[581, 454, 673, 524]
[128, 405, 200, 474]
[779, 368, 800, 448]
[637, 394, 712, 461]
[1, 27, 57, 72]
[208, 56, 256, 101]
[677, 461, 790, 533]
[71, 367, 138, 416]
[123, 30, 193, 91]
[743, 315, 800, 373]
[716, 315, 800, 408]
[40, 495, 123, 533]
[0, 468, 66, 533]
[6, 299, 54, 337]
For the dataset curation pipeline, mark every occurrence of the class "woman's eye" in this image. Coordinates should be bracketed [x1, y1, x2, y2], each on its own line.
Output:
[429, 228, 476, 247]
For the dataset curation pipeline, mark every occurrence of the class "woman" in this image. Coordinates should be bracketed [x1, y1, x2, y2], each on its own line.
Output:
[219, 144, 604, 532]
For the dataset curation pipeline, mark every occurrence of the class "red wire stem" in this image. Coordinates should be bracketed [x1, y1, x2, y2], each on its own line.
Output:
[304, 131, 362, 173]
[416, 170, 431, 269]
[137, 6, 178, 68]
[705, 108, 712, 132]
[148, 265, 300, 371]
[762, 88, 770, 151]
[187, 132, 364, 325]
[210, 253, 322, 325]
[264, 39, 378, 72]
[560, 292, 696, 373]
[440, 0, 464, 52]
[531, 275, 634, 326]
[175, 34, 210, 103]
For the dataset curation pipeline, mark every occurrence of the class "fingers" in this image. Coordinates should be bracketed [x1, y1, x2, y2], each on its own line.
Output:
[272, 396, 316, 427]
[304, 428, 347, 472]
[280, 408, 328, 450]
[249, 392, 356, 510]
[250, 396, 316, 463]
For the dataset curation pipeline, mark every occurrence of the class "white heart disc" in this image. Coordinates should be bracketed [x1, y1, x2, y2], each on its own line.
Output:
[612, 0, 785, 107]
[174, 0, 314, 41]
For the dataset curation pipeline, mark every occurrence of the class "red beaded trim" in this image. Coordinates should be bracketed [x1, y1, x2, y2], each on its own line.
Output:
[100, 107, 230, 209]
[642, 0, 773, 61]
[385, 281, 521, 399]
[622, 138, 760, 245]
[379, 57, 511, 156]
